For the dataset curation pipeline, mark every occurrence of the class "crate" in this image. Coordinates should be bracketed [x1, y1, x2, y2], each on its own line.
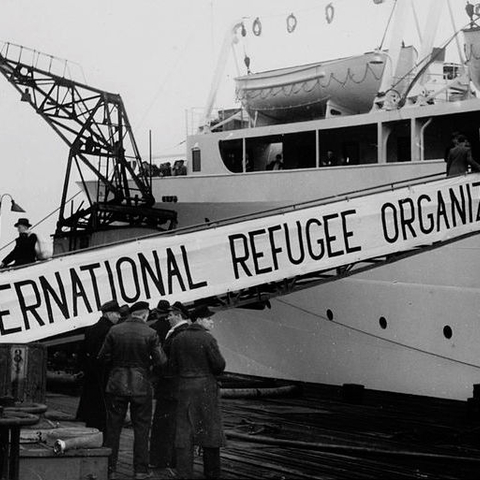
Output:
[20, 443, 110, 480]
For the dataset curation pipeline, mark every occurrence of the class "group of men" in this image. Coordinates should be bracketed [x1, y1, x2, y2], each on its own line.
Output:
[76, 298, 226, 480]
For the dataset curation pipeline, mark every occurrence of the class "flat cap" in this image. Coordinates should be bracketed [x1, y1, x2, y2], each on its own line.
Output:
[100, 299, 120, 313]
[130, 301, 150, 314]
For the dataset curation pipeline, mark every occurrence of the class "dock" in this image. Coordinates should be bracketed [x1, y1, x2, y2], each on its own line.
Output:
[40, 375, 480, 480]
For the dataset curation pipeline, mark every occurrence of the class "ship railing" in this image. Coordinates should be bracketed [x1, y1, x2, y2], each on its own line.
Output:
[186, 106, 251, 135]
[0, 41, 87, 85]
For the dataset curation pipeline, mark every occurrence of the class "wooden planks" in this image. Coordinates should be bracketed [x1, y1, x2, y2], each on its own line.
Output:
[42, 380, 480, 479]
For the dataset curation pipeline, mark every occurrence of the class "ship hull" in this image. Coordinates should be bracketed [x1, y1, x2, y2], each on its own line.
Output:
[137, 164, 480, 400]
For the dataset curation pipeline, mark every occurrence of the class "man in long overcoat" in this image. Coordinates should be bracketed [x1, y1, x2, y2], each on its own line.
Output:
[76, 300, 120, 432]
[169, 305, 226, 479]
[149, 301, 190, 469]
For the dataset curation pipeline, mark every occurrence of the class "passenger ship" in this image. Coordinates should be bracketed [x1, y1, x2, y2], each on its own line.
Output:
[82, 1, 480, 400]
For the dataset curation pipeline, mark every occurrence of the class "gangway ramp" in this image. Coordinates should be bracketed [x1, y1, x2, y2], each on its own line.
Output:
[0, 172, 479, 344]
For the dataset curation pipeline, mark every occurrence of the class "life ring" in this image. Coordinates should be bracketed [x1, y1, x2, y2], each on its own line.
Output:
[286, 13, 297, 33]
[325, 3, 335, 24]
[253, 17, 262, 36]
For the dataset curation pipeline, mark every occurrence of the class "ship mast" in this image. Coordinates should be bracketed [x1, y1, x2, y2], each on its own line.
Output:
[373, 0, 454, 110]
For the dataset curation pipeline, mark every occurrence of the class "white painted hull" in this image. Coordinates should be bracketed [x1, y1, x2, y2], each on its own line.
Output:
[139, 162, 480, 400]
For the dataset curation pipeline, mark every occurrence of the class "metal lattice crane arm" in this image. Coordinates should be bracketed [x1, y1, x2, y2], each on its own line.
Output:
[0, 42, 165, 237]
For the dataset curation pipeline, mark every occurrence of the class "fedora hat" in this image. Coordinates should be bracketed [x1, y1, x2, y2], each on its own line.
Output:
[171, 301, 190, 319]
[191, 305, 215, 322]
[156, 300, 171, 314]
[14, 218, 31, 228]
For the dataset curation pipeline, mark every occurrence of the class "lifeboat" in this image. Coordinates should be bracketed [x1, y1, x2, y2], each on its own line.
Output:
[235, 46, 417, 124]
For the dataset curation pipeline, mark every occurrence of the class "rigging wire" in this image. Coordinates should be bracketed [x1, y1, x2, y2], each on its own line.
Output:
[133, 27, 198, 134]
[276, 297, 480, 370]
[378, 0, 397, 49]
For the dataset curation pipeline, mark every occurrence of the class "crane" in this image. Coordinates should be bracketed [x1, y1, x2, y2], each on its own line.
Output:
[0, 42, 177, 252]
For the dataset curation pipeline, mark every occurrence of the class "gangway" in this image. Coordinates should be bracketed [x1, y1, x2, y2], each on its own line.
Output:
[0, 42, 177, 253]
[0, 170, 478, 344]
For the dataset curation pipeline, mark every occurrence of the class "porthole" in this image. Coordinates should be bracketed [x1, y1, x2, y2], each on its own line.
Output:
[443, 325, 453, 339]
[326, 309, 334, 321]
[379, 317, 387, 329]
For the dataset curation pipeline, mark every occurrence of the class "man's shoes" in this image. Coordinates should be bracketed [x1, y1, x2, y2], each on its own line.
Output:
[134, 472, 152, 480]
[165, 467, 180, 478]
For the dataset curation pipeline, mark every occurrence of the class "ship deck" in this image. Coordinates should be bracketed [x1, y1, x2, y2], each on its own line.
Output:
[44, 376, 480, 479]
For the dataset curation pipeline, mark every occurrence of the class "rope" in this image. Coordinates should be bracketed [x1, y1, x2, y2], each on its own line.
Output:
[275, 298, 480, 370]
[378, 0, 397, 50]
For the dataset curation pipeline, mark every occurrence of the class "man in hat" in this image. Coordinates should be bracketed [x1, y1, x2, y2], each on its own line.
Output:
[149, 301, 190, 471]
[76, 300, 121, 432]
[0, 218, 39, 268]
[117, 304, 131, 324]
[169, 305, 226, 479]
[98, 301, 166, 480]
[148, 300, 171, 343]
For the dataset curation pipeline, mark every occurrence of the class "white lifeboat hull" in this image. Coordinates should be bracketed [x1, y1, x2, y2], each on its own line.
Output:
[235, 47, 417, 124]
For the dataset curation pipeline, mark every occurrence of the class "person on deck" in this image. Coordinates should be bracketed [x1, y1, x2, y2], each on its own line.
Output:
[169, 305, 226, 479]
[0, 218, 39, 268]
[266, 154, 284, 170]
[149, 301, 191, 471]
[76, 300, 121, 432]
[322, 150, 338, 167]
[172, 159, 187, 176]
[98, 301, 166, 480]
[446, 134, 480, 176]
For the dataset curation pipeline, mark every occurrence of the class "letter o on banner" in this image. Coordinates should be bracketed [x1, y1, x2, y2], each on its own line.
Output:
[253, 17, 262, 36]
[325, 3, 335, 24]
[286, 13, 297, 33]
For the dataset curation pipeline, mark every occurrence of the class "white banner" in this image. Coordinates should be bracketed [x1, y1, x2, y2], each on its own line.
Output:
[1, 173, 480, 343]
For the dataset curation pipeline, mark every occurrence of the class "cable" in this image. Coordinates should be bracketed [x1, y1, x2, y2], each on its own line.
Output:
[275, 297, 480, 370]
[378, 0, 397, 50]
[0, 190, 83, 253]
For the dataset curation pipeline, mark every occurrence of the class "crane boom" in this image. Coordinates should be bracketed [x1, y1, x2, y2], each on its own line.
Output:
[0, 42, 176, 247]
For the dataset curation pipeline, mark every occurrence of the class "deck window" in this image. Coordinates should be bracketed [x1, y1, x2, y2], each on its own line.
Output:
[219, 139, 243, 173]
[318, 124, 377, 166]
[192, 147, 201, 172]
[421, 112, 480, 161]
[385, 120, 411, 163]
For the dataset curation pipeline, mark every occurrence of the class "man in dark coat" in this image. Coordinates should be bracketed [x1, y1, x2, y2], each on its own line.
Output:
[446, 134, 480, 176]
[76, 300, 120, 432]
[0, 218, 39, 268]
[169, 305, 226, 479]
[148, 300, 171, 343]
[149, 301, 190, 470]
[98, 301, 166, 480]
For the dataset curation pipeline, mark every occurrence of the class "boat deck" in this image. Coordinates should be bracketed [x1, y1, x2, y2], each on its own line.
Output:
[44, 377, 480, 479]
